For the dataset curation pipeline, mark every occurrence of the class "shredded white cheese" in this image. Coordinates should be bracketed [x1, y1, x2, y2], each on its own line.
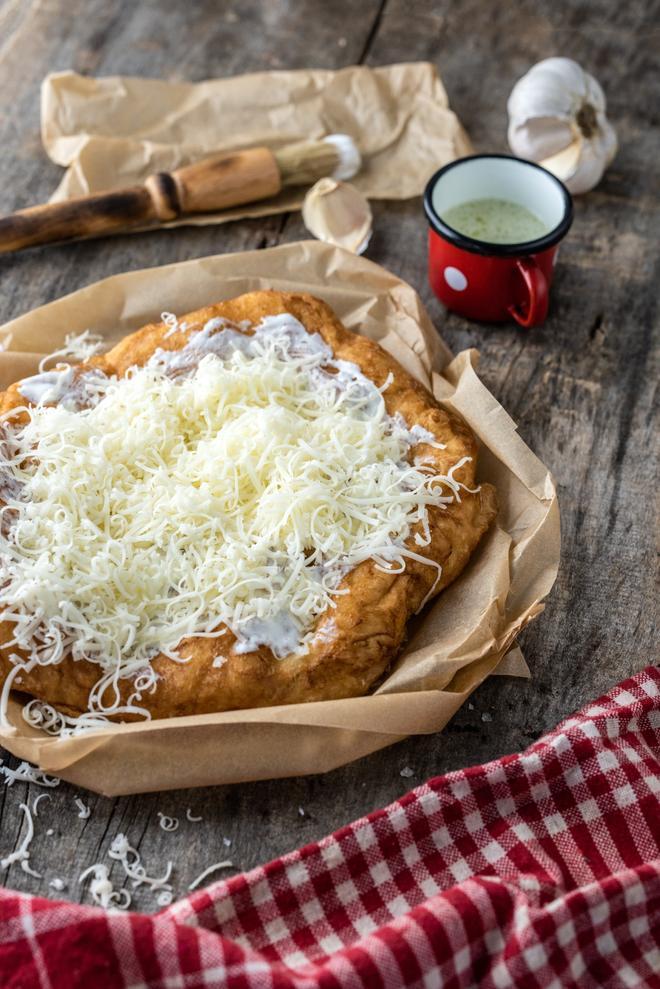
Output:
[79, 863, 131, 910]
[188, 860, 234, 891]
[0, 760, 60, 788]
[1, 801, 41, 877]
[23, 699, 129, 736]
[185, 808, 202, 823]
[161, 312, 180, 339]
[109, 833, 173, 900]
[0, 313, 470, 734]
[75, 797, 91, 819]
[17, 331, 106, 408]
[32, 793, 51, 817]
[37, 330, 105, 372]
[157, 812, 179, 832]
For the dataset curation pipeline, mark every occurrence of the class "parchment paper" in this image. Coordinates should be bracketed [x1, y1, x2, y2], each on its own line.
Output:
[41, 63, 472, 226]
[0, 242, 558, 795]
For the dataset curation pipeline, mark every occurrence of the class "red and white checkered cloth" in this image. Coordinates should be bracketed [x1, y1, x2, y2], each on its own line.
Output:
[1, 667, 659, 988]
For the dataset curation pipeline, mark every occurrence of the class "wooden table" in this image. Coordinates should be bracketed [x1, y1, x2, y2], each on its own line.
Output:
[0, 0, 657, 909]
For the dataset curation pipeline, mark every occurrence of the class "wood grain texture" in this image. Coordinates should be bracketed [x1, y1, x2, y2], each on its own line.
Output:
[0, 0, 657, 909]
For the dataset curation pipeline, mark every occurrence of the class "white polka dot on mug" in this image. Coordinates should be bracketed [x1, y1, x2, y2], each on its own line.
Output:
[444, 266, 468, 291]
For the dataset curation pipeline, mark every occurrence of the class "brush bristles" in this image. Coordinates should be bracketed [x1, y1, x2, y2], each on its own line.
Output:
[275, 135, 361, 187]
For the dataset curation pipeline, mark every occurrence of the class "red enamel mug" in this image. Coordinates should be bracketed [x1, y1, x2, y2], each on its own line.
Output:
[424, 154, 573, 327]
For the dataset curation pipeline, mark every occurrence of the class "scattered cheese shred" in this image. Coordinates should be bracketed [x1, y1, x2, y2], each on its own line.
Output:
[109, 833, 173, 900]
[75, 797, 91, 819]
[0, 760, 60, 788]
[0, 313, 470, 734]
[32, 793, 51, 817]
[0, 770, 256, 908]
[79, 863, 131, 910]
[188, 860, 234, 891]
[1, 802, 41, 878]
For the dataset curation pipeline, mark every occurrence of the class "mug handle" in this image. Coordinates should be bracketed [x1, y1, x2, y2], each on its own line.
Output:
[508, 257, 549, 328]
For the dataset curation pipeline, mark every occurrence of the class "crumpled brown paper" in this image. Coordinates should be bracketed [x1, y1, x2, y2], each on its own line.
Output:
[41, 63, 472, 226]
[0, 242, 558, 795]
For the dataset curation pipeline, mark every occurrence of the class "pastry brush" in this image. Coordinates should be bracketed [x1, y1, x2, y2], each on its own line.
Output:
[0, 135, 361, 254]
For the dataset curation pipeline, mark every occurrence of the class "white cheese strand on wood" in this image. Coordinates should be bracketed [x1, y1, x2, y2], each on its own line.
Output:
[109, 833, 173, 899]
[188, 860, 234, 891]
[1, 801, 41, 878]
[0, 759, 60, 788]
[79, 863, 131, 910]
[75, 797, 91, 819]
[1, 313, 469, 734]
[32, 793, 51, 816]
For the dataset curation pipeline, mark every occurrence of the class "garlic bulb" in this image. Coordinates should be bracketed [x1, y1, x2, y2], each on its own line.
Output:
[507, 57, 617, 194]
[302, 178, 372, 254]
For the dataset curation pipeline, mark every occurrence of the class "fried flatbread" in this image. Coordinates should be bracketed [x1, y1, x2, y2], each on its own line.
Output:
[0, 291, 497, 720]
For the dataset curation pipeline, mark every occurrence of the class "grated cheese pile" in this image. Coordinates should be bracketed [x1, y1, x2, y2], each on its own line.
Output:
[0, 313, 468, 733]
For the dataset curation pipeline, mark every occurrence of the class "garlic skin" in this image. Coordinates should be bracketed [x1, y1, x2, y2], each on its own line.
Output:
[507, 57, 617, 194]
[302, 178, 372, 255]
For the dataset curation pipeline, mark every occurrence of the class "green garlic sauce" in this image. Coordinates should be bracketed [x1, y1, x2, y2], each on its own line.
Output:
[442, 198, 548, 245]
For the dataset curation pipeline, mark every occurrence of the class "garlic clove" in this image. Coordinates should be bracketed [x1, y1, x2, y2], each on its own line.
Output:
[540, 139, 582, 183]
[507, 57, 617, 194]
[302, 178, 372, 255]
[541, 116, 617, 195]
[507, 116, 575, 162]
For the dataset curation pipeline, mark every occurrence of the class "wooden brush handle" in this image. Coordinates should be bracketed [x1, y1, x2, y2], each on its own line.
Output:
[0, 147, 282, 254]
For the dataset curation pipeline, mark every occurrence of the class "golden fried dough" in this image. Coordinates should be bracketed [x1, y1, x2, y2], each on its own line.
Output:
[0, 291, 497, 721]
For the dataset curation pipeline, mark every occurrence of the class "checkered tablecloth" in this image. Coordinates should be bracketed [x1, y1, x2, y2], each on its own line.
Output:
[1, 666, 659, 988]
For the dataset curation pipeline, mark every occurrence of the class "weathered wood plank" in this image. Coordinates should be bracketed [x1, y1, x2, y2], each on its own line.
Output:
[0, 0, 658, 908]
